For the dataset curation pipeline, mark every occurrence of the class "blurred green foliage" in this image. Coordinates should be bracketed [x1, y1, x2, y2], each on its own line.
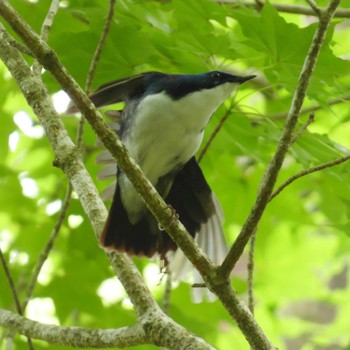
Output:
[1, 0, 350, 349]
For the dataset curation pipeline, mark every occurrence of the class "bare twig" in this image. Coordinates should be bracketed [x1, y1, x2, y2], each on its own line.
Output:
[305, 0, 322, 17]
[290, 113, 315, 145]
[220, 1, 350, 18]
[269, 95, 350, 120]
[162, 271, 172, 315]
[86, 0, 116, 93]
[247, 230, 256, 315]
[270, 154, 350, 201]
[40, 0, 60, 42]
[7, 37, 33, 56]
[0, 249, 23, 316]
[32, 0, 59, 76]
[22, 184, 73, 311]
[0, 248, 35, 350]
[77, 0, 116, 152]
[220, 0, 342, 277]
[198, 112, 229, 163]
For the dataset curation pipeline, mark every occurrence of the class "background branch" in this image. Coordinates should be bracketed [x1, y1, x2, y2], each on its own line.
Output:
[220, 1, 350, 18]
[0, 249, 34, 350]
[269, 95, 350, 120]
[270, 154, 350, 201]
[220, 0, 341, 277]
[21, 184, 72, 311]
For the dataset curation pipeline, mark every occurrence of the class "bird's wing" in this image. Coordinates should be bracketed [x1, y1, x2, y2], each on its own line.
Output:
[66, 72, 157, 113]
[168, 192, 227, 303]
[89, 73, 146, 107]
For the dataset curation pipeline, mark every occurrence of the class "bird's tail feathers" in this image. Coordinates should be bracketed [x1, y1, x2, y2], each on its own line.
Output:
[100, 184, 176, 257]
[168, 193, 228, 303]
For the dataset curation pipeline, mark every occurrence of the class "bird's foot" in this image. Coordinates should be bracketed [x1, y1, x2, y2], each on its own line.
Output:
[157, 204, 179, 232]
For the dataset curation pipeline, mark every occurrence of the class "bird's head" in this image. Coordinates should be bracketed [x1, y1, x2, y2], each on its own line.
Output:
[144, 71, 256, 103]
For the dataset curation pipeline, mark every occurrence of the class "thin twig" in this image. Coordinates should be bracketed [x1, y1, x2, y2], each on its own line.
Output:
[77, 0, 116, 152]
[198, 113, 229, 163]
[269, 95, 350, 120]
[0, 248, 35, 350]
[220, 0, 342, 277]
[22, 184, 73, 311]
[85, 0, 116, 93]
[290, 113, 315, 145]
[0, 249, 23, 315]
[40, 0, 60, 42]
[220, 1, 350, 18]
[162, 271, 172, 315]
[32, 0, 59, 76]
[247, 230, 256, 315]
[305, 0, 322, 17]
[270, 154, 350, 201]
[7, 37, 33, 56]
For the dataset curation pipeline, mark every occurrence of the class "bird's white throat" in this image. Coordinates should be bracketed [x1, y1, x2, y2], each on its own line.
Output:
[120, 82, 238, 223]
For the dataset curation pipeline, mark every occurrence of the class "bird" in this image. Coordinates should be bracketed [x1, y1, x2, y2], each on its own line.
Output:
[69, 71, 255, 269]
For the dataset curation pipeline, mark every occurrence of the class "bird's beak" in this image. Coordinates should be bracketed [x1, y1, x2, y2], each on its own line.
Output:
[229, 74, 256, 84]
[240, 75, 256, 83]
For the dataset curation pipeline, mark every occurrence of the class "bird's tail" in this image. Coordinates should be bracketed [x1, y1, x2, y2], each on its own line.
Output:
[100, 183, 177, 258]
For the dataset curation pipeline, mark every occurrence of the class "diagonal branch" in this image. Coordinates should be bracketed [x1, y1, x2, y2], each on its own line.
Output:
[22, 184, 72, 311]
[220, 0, 342, 277]
[220, 1, 350, 18]
[0, 248, 35, 350]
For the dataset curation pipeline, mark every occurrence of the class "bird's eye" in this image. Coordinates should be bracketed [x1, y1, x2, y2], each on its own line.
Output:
[211, 71, 221, 80]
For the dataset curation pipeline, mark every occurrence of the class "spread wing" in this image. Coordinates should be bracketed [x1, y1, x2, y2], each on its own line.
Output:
[65, 72, 157, 113]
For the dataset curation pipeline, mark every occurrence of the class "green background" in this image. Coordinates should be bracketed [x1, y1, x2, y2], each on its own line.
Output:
[1, 0, 350, 349]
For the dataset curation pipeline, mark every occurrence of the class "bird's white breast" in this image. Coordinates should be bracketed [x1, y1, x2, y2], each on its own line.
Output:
[120, 82, 238, 223]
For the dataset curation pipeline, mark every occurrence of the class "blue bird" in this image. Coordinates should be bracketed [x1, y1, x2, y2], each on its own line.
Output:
[72, 71, 255, 263]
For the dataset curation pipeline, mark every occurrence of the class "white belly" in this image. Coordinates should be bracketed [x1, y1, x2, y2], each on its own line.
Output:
[120, 84, 237, 223]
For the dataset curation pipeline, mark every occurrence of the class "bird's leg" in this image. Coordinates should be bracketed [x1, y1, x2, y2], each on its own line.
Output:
[157, 204, 179, 231]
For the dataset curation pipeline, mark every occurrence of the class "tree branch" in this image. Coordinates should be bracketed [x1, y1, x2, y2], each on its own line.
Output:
[269, 95, 350, 120]
[220, 1, 350, 18]
[0, 249, 23, 317]
[220, 0, 341, 277]
[0, 249, 35, 350]
[0, 309, 147, 348]
[198, 112, 230, 163]
[22, 184, 72, 311]
[290, 113, 315, 145]
[270, 154, 350, 201]
[85, 0, 116, 93]
[305, 0, 322, 18]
